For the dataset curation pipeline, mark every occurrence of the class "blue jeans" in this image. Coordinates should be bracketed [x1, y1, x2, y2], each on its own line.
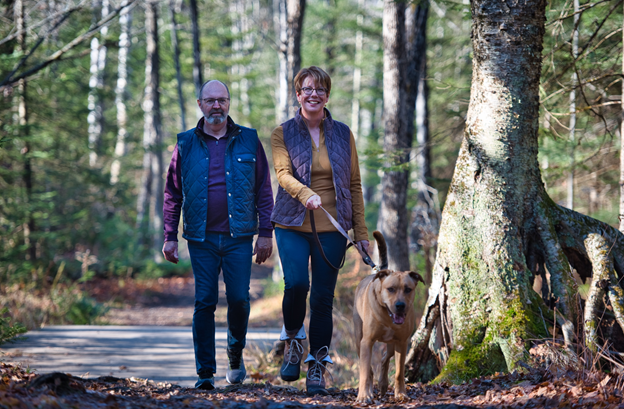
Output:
[275, 227, 346, 356]
[187, 233, 253, 377]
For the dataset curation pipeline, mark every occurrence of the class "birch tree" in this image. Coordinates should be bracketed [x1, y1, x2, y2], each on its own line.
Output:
[110, 0, 132, 185]
[87, 0, 109, 168]
[406, 0, 624, 383]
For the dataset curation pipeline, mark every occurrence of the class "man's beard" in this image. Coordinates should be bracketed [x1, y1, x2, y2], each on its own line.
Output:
[206, 111, 226, 124]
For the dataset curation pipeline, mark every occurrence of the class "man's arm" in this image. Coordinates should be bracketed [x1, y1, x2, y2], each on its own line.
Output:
[254, 139, 274, 264]
[162, 144, 183, 263]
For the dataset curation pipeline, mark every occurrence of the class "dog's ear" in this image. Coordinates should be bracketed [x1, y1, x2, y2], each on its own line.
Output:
[409, 271, 425, 285]
[374, 269, 390, 281]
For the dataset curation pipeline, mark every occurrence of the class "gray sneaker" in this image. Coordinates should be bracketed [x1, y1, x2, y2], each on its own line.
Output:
[226, 349, 246, 384]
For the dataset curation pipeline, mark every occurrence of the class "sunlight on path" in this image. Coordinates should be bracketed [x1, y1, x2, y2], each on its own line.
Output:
[0, 325, 280, 387]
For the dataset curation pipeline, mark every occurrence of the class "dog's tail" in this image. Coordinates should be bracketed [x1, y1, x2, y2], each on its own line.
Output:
[372, 231, 388, 270]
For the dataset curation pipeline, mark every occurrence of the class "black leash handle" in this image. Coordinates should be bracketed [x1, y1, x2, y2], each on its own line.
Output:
[310, 210, 347, 270]
[310, 210, 376, 270]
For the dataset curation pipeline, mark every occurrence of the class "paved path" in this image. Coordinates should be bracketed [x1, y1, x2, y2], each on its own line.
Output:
[0, 325, 280, 388]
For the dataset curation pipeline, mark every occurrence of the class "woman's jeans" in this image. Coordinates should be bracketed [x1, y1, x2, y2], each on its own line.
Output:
[187, 233, 253, 377]
[275, 227, 347, 355]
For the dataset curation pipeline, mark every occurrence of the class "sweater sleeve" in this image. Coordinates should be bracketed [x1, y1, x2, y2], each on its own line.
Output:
[255, 139, 274, 237]
[349, 131, 369, 242]
[163, 144, 183, 242]
[270, 126, 317, 206]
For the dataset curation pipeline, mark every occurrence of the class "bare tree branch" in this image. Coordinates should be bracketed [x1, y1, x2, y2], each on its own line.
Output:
[0, 0, 137, 90]
[0, 0, 88, 47]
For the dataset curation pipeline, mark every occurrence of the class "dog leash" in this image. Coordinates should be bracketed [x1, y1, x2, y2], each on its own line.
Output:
[309, 206, 377, 271]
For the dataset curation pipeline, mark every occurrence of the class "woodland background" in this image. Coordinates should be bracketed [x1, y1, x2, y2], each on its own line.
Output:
[0, 0, 623, 350]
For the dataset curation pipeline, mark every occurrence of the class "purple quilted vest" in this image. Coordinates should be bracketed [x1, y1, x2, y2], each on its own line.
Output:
[271, 108, 353, 231]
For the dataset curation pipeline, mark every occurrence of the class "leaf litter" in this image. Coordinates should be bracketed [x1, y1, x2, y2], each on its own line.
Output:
[2, 361, 624, 408]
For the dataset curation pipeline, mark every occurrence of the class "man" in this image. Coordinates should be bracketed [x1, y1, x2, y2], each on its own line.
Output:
[162, 80, 274, 390]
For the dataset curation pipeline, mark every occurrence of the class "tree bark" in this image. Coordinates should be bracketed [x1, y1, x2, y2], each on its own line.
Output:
[409, 0, 436, 283]
[111, 0, 132, 185]
[169, 0, 186, 132]
[405, 0, 624, 383]
[274, 0, 288, 123]
[189, 0, 202, 94]
[350, 1, 363, 139]
[286, 0, 305, 113]
[137, 0, 164, 260]
[15, 0, 36, 262]
[378, 0, 410, 271]
[567, 0, 579, 210]
[620, 0, 624, 232]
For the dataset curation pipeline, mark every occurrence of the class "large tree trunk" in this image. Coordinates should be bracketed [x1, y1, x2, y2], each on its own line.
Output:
[406, 0, 624, 383]
[111, 0, 132, 185]
[378, 0, 410, 271]
[137, 0, 164, 260]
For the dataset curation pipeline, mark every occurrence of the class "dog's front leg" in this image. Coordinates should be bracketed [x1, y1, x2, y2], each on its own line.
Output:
[393, 340, 409, 402]
[378, 343, 394, 396]
[356, 338, 375, 403]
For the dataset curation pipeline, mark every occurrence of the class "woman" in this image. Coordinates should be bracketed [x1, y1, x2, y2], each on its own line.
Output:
[271, 66, 369, 395]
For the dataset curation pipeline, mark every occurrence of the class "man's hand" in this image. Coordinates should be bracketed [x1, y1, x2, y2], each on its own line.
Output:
[355, 240, 370, 255]
[162, 241, 179, 264]
[305, 194, 322, 210]
[254, 236, 273, 264]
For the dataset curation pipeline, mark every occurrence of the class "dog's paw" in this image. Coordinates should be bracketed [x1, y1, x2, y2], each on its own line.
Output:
[393, 391, 409, 402]
[355, 392, 374, 404]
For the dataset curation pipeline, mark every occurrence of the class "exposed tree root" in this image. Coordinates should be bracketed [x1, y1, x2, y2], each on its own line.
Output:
[405, 194, 624, 383]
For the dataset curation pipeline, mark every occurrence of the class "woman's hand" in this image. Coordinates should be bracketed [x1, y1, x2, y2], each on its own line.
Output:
[355, 240, 370, 254]
[305, 194, 322, 210]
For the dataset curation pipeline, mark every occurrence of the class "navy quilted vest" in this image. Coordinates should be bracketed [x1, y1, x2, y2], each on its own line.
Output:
[271, 108, 353, 231]
[177, 124, 259, 241]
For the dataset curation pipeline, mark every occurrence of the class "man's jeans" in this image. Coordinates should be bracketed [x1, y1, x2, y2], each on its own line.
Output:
[187, 233, 253, 377]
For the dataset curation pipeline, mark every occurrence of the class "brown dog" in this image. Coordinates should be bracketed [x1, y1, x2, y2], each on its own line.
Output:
[353, 231, 424, 403]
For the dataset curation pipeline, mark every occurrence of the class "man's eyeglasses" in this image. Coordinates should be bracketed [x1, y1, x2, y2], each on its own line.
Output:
[299, 87, 327, 96]
[202, 98, 230, 105]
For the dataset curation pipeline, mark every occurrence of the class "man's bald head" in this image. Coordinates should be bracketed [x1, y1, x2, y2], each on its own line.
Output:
[198, 80, 230, 100]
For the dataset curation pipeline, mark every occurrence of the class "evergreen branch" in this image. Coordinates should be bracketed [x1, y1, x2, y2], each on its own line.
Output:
[0, 0, 137, 90]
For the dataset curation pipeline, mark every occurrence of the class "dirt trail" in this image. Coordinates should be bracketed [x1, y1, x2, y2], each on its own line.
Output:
[98, 263, 282, 328]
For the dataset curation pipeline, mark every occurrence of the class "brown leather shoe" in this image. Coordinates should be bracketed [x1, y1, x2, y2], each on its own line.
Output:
[280, 337, 304, 382]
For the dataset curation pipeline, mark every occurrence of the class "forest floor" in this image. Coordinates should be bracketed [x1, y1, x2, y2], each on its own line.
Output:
[2, 257, 624, 407]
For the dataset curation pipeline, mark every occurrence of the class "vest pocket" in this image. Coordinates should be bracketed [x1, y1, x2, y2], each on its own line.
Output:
[236, 153, 256, 163]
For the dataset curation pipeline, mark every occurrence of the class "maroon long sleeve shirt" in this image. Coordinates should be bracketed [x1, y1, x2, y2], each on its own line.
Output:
[163, 117, 274, 242]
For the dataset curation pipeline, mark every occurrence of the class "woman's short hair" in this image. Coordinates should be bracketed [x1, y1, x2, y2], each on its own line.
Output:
[294, 66, 331, 94]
